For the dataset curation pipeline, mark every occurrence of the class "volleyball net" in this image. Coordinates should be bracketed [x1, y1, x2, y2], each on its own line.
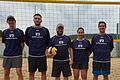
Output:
[0, 0, 120, 57]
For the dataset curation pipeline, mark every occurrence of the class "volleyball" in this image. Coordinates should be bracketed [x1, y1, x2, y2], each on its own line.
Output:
[48, 47, 57, 55]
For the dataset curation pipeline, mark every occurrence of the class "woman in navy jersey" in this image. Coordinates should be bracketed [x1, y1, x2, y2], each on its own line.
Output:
[71, 27, 91, 80]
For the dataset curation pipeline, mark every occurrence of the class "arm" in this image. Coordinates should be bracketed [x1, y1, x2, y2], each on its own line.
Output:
[46, 28, 50, 48]
[69, 48, 73, 65]
[21, 30, 25, 50]
[91, 36, 94, 53]
[68, 37, 73, 65]
[87, 40, 92, 56]
[45, 29, 51, 57]
[45, 38, 53, 57]
[109, 35, 114, 52]
[2, 31, 5, 43]
[25, 28, 29, 46]
[21, 42, 25, 52]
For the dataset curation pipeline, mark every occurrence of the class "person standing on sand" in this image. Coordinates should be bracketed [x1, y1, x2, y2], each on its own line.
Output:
[71, 27, 92, 80]
[2, 15, 24, 80]
[25, 13, 50, 80]
[48, 23, 73, 80]
[91, 21, 114, 80]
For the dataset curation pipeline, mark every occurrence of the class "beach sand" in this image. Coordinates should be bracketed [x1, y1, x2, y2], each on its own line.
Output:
[0, 58, 120, 80]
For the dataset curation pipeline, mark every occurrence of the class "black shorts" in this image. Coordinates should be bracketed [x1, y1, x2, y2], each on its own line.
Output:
[92, 62, 110, 76]
[72, 62, 88, 69]
[28, 56, 47, 72]
[52, 60, 72, 77]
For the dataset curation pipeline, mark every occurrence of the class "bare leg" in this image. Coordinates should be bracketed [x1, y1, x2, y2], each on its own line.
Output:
[73, 69, 79, 80]
[55, 77, 60, 80]
[81, 69, 88, 80]
[93, 75, 98, 80]
[4, 68, 10, 80]
[16, 68, 23, 80]
[103, 75, 109, 80]
[41, 71, 46, 80]
[29, 72, 35, 80]
[64, 77, 68, 80]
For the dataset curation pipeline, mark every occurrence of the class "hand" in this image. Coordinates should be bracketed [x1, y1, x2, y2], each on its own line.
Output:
[45, 49, 52, 57]
[51, 52, 57, 57]
[46, 53, 52, 57]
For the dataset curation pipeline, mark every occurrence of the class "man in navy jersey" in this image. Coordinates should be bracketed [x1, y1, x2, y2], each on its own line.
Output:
[2, 16, 24, 80]
[91, 21, 114, 80]
[25, 13, 50, 80]
[71, 27, 91, 80]
[48, 23, 73, 80]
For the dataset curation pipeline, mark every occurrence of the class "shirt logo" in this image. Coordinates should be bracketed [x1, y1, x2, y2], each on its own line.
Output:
[9, 34, 14, 38]
[78, 44, 83, 48]
[35, 33, 40, 36]
[99, 39, 104, 43]
[6, 33, 17, 40]
[96, 38, 107, 45]
[32, 32, 43, 38]
[59, 41, 64, 44]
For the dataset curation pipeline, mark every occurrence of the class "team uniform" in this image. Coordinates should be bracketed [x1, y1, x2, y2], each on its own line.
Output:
[91, 34, 114, 76]
[2, 28, 24, 68]
[49, 35, 72, 77]
[25, 26, 50, 72]
[71, 38, 91, 69]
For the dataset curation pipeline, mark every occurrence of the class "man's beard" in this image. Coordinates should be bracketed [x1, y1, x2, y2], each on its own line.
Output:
[57, 31, 63, 36]
[35, 23, 40, 26]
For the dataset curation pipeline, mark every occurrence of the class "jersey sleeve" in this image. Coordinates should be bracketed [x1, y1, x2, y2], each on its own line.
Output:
[2, 30, 5, 43]
[25, 27, 30, 46]
[48, 37, 54, 48]
[70, 40, 74, 48]
[20, 30, 25, 43]
[67, 36, 71, 48]
[46, 28, 50, 48]
[91, 36, 95, 52]
[86, 40, 92, 56]
[109, 35, 114, 52]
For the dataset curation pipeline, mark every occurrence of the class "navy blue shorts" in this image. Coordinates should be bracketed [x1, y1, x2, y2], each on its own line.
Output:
[72, 62, 88, 69]
[28, 56, 47, 72]
[92, 62, 110, 76]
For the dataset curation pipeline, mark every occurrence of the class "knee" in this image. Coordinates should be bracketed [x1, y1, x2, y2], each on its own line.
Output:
[81, 73, 87, 79]
[74, 74, 79, 78]
[4, 72, 10, 76]
[81, 75, 87, 80]
[4, 69, 10, 76]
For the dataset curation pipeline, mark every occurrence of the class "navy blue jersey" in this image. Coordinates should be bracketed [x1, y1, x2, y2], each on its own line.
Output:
[91, 34, 114, 62]
[2, 28, 24, 57]
[49, 35, 71, 61]
[25, 26, 50, 57]
[71, 39, 91, 64]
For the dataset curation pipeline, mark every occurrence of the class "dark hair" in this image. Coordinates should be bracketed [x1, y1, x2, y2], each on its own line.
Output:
[98, 21, 106, 27]
[33, 13, 42, 18]
[77, 27, 84, 33]
[7, 15, 16, 22]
